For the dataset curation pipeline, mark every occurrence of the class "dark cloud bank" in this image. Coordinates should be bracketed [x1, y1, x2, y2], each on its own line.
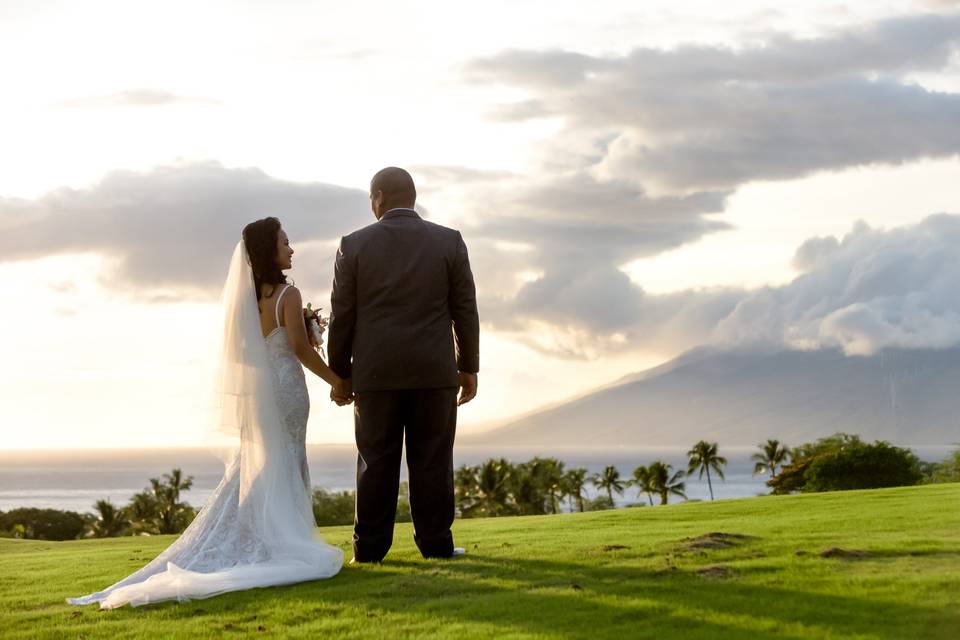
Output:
[0, 162, 370, 296]
[466, 13, 960, 192]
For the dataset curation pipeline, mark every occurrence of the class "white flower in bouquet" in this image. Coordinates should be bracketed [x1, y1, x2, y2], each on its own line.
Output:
[303, 302, 328, 354]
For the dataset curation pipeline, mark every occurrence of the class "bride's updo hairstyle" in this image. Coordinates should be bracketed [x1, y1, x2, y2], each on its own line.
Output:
[242, 216, 288, 304]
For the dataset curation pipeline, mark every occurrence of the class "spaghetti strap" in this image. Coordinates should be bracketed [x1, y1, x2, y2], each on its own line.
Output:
[274, 284, 292, 328]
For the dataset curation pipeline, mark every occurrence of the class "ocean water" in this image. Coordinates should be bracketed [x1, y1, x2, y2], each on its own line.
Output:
[0, 444, 952, 514]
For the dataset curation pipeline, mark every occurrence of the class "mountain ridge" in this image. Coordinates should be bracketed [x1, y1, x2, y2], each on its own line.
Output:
[464, 346, 960, 447]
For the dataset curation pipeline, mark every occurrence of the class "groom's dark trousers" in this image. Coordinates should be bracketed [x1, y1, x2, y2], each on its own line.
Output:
[328, 208, 479, 562]
[354, 387, 458, 560]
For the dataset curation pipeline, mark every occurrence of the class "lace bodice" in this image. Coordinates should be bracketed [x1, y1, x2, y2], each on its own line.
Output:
[265, 326, 311, 489]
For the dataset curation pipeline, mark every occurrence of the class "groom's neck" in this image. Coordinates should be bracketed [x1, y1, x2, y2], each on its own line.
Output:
[377, 203, 416, 220]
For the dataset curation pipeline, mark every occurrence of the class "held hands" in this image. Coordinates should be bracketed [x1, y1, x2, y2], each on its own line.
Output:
[331, 377, 354, 406]
[330, 374, 475, 406]
[457, 372, 478, 406]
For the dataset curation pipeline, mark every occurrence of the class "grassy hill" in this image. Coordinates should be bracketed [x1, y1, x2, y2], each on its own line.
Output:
[1, 484, 959, 639]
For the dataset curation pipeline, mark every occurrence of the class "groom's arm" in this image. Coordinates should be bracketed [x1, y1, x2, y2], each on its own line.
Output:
[449, 231, 479, 375]
[329, 235, 357, 381]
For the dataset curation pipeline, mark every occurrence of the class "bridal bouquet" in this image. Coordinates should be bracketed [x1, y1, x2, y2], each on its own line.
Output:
[303, 303, 328, 354]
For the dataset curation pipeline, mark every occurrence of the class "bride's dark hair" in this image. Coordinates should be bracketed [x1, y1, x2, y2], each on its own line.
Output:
[242, 216, 288, 304]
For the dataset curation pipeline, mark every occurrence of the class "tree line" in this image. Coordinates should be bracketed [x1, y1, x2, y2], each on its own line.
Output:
[2, 434, 957, 540]
[0, 468, 197, 541]
[453, 439, 729, 518]
[452, 434, 954, 518]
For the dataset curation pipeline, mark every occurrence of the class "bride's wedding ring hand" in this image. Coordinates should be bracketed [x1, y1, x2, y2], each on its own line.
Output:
[332, 394, 354, 407]
[331, 378, 354, 406]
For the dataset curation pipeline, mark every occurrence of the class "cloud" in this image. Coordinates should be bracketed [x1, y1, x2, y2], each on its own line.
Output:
[713, 214, 960, 355]
[413, 165, 514, 184]
[58, 90, 221, 109]
[481, 174, 728, 262]
[925, 0, 960, 10]
[479, 213, 960, 358]
[412, 161, 732, 336]
[8, 13, 959, 363]
[2, 161, 724, 354]
[412, 168, 731, 346]
[420, 12, 960, 358]
[466, 13, 960, 193]
[0, 162, 370, 296]
[4, 165, 957, 362]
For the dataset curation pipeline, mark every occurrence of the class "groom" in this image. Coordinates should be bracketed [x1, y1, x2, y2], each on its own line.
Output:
[328, 167, 480, 562]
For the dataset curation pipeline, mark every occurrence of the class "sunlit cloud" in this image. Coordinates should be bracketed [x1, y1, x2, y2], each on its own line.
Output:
[714, 214, 960, 355]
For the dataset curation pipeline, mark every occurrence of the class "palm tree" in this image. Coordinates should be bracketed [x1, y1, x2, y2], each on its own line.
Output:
[631, 465, 656, 506]
[455, 464, 480, 516]
[592, 465, 625, 504]
[126, 490, 160, 534]
[687, 440, 727, 501]
[752, 439, 791, 478]
[648, 460, 686, 505]
[563, 468, 589, 512]
[127, 468, 196, 534]
[164, 468, 193, 502]
[540, 458, 566, 514]
[153, 469, 195, 534]
[474, 459, 514, 517]
[510, 459, 550, 515]
[91, 499, 129, 537]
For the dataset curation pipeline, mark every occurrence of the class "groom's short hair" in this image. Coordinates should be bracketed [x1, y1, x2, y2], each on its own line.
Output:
[371, 167, 416, 209]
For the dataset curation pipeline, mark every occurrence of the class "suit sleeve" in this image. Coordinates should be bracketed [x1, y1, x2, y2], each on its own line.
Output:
[328, 236, 357, 379]
[449, 231, 480, 374]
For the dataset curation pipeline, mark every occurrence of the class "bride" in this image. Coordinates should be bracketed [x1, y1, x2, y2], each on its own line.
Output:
[68, 217, 345, 609]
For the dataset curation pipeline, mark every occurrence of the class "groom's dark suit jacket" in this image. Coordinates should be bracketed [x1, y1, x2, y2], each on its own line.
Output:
[328, 208, 479, 392]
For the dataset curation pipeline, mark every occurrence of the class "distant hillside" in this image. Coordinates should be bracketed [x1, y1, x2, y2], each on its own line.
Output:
[467, 347, 960, 446]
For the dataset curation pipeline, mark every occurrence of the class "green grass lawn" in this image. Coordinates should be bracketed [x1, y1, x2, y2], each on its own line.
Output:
[1, 483, 959, 639]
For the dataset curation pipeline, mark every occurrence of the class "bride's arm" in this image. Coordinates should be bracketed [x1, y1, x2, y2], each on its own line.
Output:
[281, 286, 341, 387]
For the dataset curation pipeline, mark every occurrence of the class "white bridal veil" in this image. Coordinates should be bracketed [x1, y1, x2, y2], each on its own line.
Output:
[68, 241, 342, 609]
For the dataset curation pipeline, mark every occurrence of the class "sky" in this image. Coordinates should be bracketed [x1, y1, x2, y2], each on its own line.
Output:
[2, 0, 960, 448]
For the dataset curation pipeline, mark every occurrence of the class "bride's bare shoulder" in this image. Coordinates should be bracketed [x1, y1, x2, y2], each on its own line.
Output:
[280, 285, 303, 311]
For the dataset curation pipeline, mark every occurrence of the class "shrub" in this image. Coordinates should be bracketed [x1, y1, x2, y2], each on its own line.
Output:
[396, 482, 412, 523]
[312, 488, 355, 526]
[0, 508, 86, 540]
[769, 434, 922, 494]
[922, 447, 960, 484]
[803, 442, 922, 492]
[584, 495, 615, 511]
[768, 458, 813, 495]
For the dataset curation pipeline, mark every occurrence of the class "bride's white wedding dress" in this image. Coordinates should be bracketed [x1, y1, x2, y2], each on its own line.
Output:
[68, 243, 343, 609]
